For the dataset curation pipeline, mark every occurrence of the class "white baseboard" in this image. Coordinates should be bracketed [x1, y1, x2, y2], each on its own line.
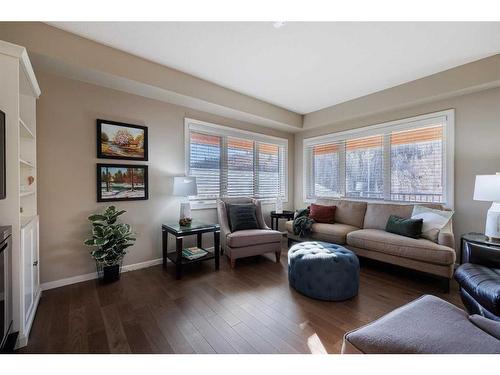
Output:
[40, 257, 163, 291]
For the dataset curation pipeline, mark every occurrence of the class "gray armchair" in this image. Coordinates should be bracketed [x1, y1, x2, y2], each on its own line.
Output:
[216, 198, 283, 268]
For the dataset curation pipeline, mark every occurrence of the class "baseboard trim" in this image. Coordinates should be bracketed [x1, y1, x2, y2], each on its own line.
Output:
[40, 257, 163, 291]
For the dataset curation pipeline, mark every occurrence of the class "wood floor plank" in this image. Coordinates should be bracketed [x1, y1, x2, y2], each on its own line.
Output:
[101, 304, 132, 354]
[19, 247, 463, 354]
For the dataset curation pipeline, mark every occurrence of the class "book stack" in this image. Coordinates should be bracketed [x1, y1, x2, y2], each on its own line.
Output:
[182, 246, 208, 260]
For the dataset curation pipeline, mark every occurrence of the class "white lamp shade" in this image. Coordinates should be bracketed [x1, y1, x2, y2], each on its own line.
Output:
[173, 176, 198, 197]
[473, 174, 500, 202]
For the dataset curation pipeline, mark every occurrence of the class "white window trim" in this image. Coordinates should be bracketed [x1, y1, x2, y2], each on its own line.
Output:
[303, 109, 455, 208]
[185, 118, 289, 209]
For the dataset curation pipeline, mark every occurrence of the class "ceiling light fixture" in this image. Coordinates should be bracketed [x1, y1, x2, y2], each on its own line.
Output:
[273, 22, 286, 29]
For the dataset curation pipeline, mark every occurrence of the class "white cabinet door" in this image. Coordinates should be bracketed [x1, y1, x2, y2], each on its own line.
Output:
[21, 221, 34, 323]
[32, 218, 39, 297]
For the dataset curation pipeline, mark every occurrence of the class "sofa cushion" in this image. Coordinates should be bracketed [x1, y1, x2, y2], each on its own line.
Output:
[346, 229, 455, 265]
[411, 205, 454, 243]
[227, 229, 282, 248]
[286, 220, 359, 244]
[309, 203, 336, 224]
[343, 295, 500, 354]
[227, 203, 259, 232]
[363, 202, 443, 230]
[385, 215, 423, 239]
[364, 203, 414, 230]
[316, 199, 367, 227]
[454, 263, 500, 316]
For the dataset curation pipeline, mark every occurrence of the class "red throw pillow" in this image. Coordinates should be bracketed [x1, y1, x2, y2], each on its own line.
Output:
[309, 203, 336, 224]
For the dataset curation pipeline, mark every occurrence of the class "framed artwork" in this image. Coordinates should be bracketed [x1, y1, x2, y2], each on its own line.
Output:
[97, 119, 148, 161]
[97, 163, 148, 202]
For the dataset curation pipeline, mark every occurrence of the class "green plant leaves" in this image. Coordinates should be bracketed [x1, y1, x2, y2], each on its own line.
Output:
[84, 205, 136, 266]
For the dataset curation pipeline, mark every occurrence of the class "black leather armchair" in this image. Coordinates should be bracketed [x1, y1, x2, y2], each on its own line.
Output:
[454, 242, 500, 321]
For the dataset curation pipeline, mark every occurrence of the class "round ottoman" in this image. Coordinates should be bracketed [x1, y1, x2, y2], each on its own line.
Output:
[288, 241, 359, 301]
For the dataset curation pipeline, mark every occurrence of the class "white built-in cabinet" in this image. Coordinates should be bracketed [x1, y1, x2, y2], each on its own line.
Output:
[0, 40, 41, 348]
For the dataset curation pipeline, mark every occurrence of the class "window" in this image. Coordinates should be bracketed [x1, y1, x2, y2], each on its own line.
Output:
[345, 135, 384, 199]
[304, 110, 454, 206]
[186, 119, 288, 206]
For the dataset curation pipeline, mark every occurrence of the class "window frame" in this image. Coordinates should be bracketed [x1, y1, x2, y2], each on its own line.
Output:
[185, 118, 289, 209]
[303, 109, 455, 208]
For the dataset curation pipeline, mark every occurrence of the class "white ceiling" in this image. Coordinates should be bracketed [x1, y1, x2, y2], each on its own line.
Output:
[49, 22, 500, 114]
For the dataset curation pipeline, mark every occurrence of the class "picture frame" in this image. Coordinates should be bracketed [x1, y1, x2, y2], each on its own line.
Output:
[97, 163, 149, 202]
[96, 119, 148, 161]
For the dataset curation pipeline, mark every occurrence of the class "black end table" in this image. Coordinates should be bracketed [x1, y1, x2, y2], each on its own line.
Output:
[162, 221, 220, 279]
[460, 232, 500, 264]
[270, 210, 295, 231]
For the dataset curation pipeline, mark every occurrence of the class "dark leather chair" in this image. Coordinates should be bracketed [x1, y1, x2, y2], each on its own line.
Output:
[454, 242, 500, 321]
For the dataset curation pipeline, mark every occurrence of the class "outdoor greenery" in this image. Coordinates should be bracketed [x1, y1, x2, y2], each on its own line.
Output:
[84, 206, 136, 266]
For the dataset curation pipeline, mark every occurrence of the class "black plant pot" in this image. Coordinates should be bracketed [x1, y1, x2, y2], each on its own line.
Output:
[97, 262, 122, 283]
[103, 264, 121, 283]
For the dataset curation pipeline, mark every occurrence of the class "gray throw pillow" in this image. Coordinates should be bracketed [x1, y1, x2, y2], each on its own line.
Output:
[227, 203, 259, 232]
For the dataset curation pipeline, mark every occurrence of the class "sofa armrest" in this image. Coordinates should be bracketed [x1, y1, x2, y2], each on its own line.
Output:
[438, 228, 455, 250]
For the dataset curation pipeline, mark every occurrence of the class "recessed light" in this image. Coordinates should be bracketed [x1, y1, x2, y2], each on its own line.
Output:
[273, 22, 286, 29]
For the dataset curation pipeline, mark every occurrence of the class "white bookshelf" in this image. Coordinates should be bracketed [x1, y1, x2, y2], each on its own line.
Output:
[0, 40, 41, 349]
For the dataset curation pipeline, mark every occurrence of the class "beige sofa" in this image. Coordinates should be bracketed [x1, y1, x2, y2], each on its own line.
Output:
[286, 199, 456, 286]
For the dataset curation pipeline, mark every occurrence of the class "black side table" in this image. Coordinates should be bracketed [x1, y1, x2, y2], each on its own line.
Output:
[270, 210, 295, 231]
[162, 221, 220, 279]
[460, 232, 500, 264]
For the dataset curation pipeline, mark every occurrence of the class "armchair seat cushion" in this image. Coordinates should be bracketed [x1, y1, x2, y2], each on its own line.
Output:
[346, 229, 455, 265]
[455, 263, 500, 316]
[227, 229, 282, 248]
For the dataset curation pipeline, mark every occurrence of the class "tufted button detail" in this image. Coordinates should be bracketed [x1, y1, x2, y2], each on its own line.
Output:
[288, 241, 359, 301]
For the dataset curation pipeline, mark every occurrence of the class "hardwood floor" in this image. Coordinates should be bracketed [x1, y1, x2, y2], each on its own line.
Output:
[19, 251, 463, 354]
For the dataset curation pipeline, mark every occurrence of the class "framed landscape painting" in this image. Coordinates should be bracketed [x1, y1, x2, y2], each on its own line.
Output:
[97, 119, 148, 161]
[97, 164, 148, 202]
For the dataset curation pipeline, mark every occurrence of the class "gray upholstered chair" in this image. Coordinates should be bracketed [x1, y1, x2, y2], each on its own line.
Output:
[216, 198, 282, 268]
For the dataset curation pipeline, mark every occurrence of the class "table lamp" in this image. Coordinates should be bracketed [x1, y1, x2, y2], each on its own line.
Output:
[173, 176, 197, 226]
[473, 173, 500, 242]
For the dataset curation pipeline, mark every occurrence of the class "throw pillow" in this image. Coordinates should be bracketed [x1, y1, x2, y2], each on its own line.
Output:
[385, 215, 423, 239]
[227, 203, 259, 232]
[309, 203, 336, 224]
[411, 205, 454, 243]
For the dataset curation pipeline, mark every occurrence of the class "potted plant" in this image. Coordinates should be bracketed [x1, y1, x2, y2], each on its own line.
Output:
[84, 206, 136, 282]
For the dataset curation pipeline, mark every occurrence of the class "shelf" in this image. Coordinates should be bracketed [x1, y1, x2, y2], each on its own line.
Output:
[19, 158, 34, 168]
[19, 118, 35, 139]
[166, 247, 216, 265]
[20, 191, 35, 198]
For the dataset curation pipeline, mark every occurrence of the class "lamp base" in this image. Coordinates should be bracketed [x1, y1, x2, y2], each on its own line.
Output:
[484, 202, 500, 240]
[179, 202, 192, 226]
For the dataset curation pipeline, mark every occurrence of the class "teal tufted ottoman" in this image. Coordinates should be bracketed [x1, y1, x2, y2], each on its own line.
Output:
[288, 241, 359, 301]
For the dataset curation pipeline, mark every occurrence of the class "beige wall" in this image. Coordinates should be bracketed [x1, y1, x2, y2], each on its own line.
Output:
[37, 72, 294, 284]
[295, 86, 500, 249]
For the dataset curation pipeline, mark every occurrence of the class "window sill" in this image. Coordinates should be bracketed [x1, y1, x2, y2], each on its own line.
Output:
[190, 198, 288, 210]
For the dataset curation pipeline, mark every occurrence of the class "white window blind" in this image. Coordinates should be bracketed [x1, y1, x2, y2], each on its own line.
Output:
[311, 142, 342, 197]
[257, 142, 284, 199]
[345, 135, 384, 199]
[390, 125, 443, 203]
[189, 132, 221, 199]
[226, 137, 254, 197]
[186, 119, 288, 205]
[303, 110, 454, 206]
